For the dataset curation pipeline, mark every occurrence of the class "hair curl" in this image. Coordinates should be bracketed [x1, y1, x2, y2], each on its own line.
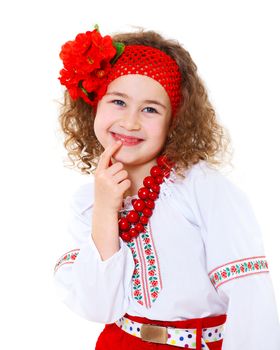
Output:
[57, 28, 234, 179]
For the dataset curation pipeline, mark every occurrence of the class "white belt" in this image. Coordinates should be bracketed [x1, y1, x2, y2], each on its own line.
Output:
[115, 315, 225, 349]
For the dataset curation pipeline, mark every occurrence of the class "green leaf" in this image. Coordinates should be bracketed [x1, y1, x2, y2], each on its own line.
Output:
[149, 276, 157, 281]
[94, 24, 100, 32]
[78, 81, 88, 96]
[111, 41, 125, 65]
[80, 87, 88, 96]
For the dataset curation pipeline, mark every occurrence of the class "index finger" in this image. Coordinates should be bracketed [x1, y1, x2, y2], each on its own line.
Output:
[98, 140, 123, 170]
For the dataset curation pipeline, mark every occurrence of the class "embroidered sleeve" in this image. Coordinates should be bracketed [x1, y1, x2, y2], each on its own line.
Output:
[53, 183, 135, 324]
[192, 168, 280, 347]
[192, 168, 270, 289]
[208, 256, 269, 289]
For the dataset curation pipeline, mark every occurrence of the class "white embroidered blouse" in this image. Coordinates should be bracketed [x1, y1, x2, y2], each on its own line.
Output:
[53, 160, 280, 348]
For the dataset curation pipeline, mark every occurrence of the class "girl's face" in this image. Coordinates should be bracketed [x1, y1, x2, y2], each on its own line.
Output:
[94, 74, 172, 167]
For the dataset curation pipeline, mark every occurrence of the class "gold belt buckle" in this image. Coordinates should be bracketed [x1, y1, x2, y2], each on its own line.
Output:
[140, 323, 168, 344]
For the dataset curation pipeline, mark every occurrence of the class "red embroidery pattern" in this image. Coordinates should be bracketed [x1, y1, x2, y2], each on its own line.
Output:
[209, 256, 269, 289]
[126, 220, 162, 308]
[54, 249, 80, 274]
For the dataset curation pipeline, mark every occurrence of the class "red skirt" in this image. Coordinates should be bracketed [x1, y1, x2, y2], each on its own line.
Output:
[95, 313, 226, 350]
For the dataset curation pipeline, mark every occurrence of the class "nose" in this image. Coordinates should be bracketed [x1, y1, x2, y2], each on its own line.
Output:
[119, 108, 141, 130]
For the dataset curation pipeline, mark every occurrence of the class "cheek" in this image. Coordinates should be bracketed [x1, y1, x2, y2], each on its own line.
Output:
[93, 114, 101, 137]
[94, 109, 114, 134]
[93, 115, 107, 144]
[147, 121, 168, 140]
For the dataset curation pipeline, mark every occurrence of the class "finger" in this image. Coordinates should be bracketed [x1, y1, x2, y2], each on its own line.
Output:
[118, 179, 131, 193]
[112, 169, 129, 184]
[106, 161, 124, 176]
[98, 140, 122, 170]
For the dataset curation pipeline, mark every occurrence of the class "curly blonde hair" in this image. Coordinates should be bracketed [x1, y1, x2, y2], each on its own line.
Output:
[57, 28, 234, 179]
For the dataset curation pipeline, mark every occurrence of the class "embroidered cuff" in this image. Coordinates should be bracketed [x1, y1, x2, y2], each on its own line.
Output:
[53, 235, 126, 274]
[209, 256, 269, 289]
[54, 248, 80, 274]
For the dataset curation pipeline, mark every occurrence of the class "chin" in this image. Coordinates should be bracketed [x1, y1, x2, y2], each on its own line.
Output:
[112, 153, 138, 165]
[111, 149, 142, 163]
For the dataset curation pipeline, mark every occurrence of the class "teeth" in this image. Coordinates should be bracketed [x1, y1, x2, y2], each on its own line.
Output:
[121, 137, 138, 142]
[114, 133, 141, 142]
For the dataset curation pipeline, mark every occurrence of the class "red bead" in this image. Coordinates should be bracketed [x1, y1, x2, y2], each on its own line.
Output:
[127, 210, 139, 223]
[138, 187, 150, 199]
[157, 155, 169, 167]
[162, 169, 170, 178]
[149, 191, 158, 200]
[143, 176, 155, 188]
[150, 165, 163, 177]
[157, 155, 174, 169]
[140, 216, 149, 224]
[143, 207, 153, 217]
[151, 183, 160, 193]
[135, 223, 144, 232]
[155, 176, 163, 184]
[121, 232, 131, 242]
[145, 199, 155, 209]
[132, 199, 145, 211]
[129, 228, 139, 238]
[118, 217, 130, 231]
[118, 154, 175, 242]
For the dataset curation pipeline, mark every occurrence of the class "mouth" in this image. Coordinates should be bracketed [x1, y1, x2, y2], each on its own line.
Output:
[110, 132, 144, 146]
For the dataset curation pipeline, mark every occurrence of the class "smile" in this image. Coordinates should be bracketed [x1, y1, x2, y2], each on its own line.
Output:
[111, 132, 144, 146]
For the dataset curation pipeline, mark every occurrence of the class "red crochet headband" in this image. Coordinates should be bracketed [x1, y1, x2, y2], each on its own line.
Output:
[58, 26, 182, 116]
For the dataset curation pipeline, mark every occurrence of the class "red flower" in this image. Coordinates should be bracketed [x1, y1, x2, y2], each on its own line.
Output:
[58, 27, 123, 106]
[145, 248, 152, 255]
[151, 280, 158, 286]
[151, 291, 158, 298]
[231, 265, 237, 273]
[134, 290, 141, 296]
[221, 271, 227, 278]
[149, 259, 155, 265]
[148, 270, 155, 276]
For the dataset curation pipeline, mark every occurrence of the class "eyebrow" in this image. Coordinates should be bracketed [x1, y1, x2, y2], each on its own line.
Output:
[106, 91, 167, 110]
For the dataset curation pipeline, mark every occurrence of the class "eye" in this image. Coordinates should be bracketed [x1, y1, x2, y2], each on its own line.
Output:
[143, 106, 158, 114]
[111, 99, 126, 107]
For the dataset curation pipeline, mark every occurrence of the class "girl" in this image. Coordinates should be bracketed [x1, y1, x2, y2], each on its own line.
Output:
[53, 26, 280, 349]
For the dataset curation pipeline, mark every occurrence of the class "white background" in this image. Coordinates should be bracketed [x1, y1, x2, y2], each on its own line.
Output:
[1, 0, 279, 349]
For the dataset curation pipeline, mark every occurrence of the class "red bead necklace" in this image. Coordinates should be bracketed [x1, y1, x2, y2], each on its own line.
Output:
[118, 155, 174, 242]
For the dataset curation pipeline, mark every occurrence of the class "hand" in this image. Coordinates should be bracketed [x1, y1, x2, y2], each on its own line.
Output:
[94, 140, 131, 212]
